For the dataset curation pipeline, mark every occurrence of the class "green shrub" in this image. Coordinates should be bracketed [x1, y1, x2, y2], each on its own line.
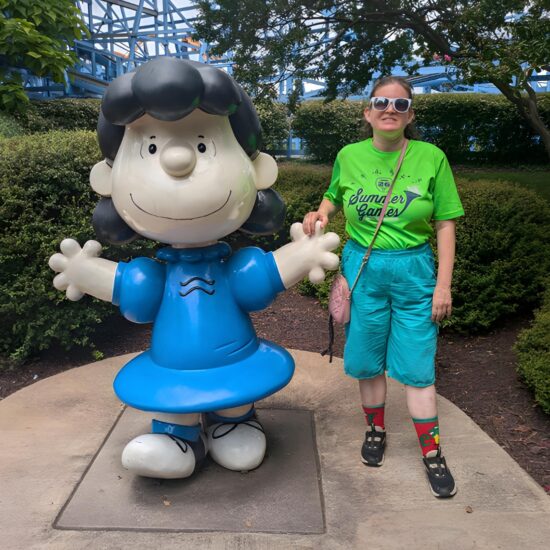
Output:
[13, 98, 101, 133]
[8, 97, 290, 154]
[450, 179, 550, 332]
[0, 131, 156, 364]
[0, 112, 26, 138]
[276, 163, 333, 227]
[255, 101, 290, 153]
[3, 133, 548, 364]
[270, 166, 550, 332]
[515, 285, 550, 413]
[292, 94, 550, 164]
[292, 100, 365, 163]
[414, 93, 550, 164]
[0, 144, 327, 364]
[226, 162, 335, 252]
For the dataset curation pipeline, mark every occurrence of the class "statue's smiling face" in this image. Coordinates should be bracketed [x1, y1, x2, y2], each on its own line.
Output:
[109, 111, 258, 245]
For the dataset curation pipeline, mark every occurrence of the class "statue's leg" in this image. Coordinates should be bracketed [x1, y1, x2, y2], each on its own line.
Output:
[206, 404, 266, 471]
[122, 412, 207, 479]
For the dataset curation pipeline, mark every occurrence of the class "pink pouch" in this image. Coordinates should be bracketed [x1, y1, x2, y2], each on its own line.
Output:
[328, 274, 351, 324]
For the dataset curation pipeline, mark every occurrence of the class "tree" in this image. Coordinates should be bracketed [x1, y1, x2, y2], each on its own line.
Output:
[0, 0, 87, 111]
[195, 0, 550, 160]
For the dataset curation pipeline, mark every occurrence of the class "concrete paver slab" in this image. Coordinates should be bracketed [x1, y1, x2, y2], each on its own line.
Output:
[1, 350, 549, 549]
[56, 408, 324, 534]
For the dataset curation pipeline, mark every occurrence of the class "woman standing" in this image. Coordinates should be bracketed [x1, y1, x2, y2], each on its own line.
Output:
[303, 76, 464, 498]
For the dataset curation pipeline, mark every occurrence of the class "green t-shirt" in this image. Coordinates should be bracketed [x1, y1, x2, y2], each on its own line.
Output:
[324, 138, 464, 249]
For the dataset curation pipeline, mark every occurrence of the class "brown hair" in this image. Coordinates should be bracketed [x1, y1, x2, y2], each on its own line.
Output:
[363, 76, 420, 140]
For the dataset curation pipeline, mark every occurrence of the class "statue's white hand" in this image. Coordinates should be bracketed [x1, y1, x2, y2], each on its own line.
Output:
[289, 221, 340, 283]
[49, 239, 103, 301]
[274, 221, 340, 288]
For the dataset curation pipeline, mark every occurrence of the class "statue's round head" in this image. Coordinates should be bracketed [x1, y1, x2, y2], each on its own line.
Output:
[91, 57, 284, 245]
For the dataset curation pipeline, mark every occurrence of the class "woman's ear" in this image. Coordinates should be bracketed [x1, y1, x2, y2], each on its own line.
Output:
[90, 160, 113, 197]
[252, 152, 278, 190]
[364, 106, 372, 125]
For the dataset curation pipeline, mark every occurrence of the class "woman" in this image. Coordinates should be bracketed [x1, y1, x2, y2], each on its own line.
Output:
[303, 76, 464, 498]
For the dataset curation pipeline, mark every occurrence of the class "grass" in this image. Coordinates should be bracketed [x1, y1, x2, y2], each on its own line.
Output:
[455, 166, 550, 202]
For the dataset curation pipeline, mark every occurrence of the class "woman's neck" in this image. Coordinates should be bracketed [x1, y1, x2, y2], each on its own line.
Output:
[372, 132, 406, 152]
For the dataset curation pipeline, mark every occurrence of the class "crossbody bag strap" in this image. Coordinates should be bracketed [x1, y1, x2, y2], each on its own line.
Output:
[348, 138, 408, 294]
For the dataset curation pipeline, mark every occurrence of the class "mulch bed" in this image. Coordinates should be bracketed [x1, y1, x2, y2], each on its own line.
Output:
[1, 288, 548, 493]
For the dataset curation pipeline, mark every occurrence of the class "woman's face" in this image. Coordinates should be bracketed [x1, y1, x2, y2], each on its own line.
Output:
[364, 82, 414, 139]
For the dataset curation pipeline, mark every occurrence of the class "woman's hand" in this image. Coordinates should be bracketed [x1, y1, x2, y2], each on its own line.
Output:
[432, 285, 452, 322]
[303, 211, 329, 236]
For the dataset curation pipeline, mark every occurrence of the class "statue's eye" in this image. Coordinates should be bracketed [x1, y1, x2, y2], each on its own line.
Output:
[148, 144, 157, 154]
[197, 143, 207, 153]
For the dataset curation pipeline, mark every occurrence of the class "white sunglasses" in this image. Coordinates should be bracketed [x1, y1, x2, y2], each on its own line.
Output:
[370, 96, 412, 113]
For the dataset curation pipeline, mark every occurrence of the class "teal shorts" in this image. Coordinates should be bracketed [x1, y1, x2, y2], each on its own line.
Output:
[341, 239, 438, 387]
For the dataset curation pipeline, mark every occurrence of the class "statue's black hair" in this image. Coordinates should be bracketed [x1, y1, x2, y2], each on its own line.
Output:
[97, 58, 262, 162]
[92, 57, 285, 244]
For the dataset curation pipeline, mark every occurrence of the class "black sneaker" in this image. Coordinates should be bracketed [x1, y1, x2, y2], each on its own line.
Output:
[423, 448, 457, 498]
[361, 424, 386, 467]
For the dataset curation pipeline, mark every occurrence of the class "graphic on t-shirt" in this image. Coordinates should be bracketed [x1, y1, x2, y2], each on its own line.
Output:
[349, 178, 421, 221]
[375, 177, 392, 192]
[322, 139, 465, 249]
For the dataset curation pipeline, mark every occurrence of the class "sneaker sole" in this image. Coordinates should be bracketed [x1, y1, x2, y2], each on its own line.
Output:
[360, 454, 385, 467]
[427, 480, 457, 498]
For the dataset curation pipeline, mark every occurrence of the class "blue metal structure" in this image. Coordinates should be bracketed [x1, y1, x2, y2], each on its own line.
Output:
[17, 0, 549, 100]
[22, 1, 233, 98]
[68, 0, 229, 96]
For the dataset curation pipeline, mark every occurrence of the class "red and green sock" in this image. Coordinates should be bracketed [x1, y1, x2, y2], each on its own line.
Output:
[412, 416, 440, 456]
[362, 403, 385, 431]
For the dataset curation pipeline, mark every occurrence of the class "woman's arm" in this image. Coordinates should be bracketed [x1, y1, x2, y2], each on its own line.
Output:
[432, 219, 456, 322]
[303, 199, 341, 235]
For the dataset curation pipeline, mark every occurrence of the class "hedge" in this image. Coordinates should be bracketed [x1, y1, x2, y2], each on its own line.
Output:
[414, 94, 550, 164]
[515, 285, 550, 414]
[0, 131, 156, 364]
[2, 131, 549, 364]
[0, 137, 322, 364]
[254, 101, 290, 153]
[0, 112, 26, 138]
[5, 97, 290, 154]
[275, 165, 550, 334]
[450, 180, 550, 332]
[11, 98, 101, 133]
[292, 94, 550, 164]
[7, 94, 550, 164]
[291, 101, 365, 164]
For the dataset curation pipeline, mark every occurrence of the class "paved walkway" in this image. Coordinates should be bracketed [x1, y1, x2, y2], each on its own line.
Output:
[1, 350, 549, 549]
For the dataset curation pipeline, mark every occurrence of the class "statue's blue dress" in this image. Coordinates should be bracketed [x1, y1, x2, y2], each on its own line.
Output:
[112, 242, 295, 413]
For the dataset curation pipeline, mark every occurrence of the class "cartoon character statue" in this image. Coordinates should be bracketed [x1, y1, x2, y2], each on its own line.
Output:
[48, 57, 340, 479]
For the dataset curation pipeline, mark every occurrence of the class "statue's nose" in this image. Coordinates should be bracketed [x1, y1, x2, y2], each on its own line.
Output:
[160, 140, 196, 177]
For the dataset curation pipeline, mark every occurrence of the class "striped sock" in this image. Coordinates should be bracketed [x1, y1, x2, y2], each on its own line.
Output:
[412, 416, 440, 456]
[362, 403, 385, 431]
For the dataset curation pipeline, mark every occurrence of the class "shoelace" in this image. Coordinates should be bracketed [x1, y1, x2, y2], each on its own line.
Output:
[168, 434, 189, 453]
[211, 420, 265, 440]
[364, 426, 384, 449]
[424, 454, 449, 477]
